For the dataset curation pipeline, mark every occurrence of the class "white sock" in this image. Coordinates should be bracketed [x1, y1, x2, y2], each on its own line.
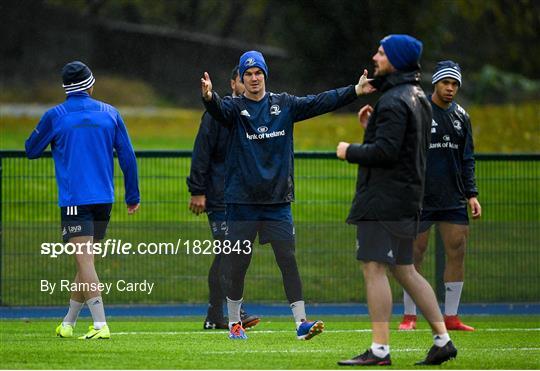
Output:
[62, 299, 84, 326]
[403, 290, 417, 315]
[94, 321, 107, 330]
[444, 282, 464, 316]
[86, 296, 106, 329]
[371, 342, 390, 358]
[227, 297, 243, 327]
[433, 332, 451, 347]
[290, 300, 306, 329]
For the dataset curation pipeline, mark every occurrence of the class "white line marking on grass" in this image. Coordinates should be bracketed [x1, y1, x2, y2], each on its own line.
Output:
[205, 349, 338, 355]
[111, 328, 540, 336]
[114, 331, 217, 335]
[22, 327, 540, 337]
[112, 329, 373, 335]
[483, 348, 540, 351]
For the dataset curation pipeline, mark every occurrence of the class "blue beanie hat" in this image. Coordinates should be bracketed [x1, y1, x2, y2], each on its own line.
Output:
[380, 34, 423, 71]
[432, 60, 462, 86]
[61, 61, 95, 94]
[239, 51, 268, 83]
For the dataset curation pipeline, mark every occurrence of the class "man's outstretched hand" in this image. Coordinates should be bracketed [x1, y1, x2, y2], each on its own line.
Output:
[201, 72, 213, 101]
[355, 69, 376, 96]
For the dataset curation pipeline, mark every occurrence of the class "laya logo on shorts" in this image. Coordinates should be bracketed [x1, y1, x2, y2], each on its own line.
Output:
[270, 104, 281, 116]
[62, 227, 67, 236]
[257, 126, 269, 133]
[244, 57, 256, 67]
[68, 225, 82, 233]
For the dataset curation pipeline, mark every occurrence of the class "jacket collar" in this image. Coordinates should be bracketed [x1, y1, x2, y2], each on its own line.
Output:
[371, 70, 421, 93]
[65, 91, 90, 99]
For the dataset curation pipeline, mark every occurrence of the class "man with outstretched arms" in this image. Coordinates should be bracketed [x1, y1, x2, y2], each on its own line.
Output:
[25, 61, 140, 340]
[201, 50, 373, 340]
[187, 65, 260, 330]
[398, 60, 481, 332]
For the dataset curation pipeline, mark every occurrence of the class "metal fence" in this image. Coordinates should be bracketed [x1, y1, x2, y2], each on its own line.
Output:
[1, 151, 539, 306]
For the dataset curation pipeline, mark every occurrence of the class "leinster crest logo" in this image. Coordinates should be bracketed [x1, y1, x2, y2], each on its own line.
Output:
[270, 105, 281, 116]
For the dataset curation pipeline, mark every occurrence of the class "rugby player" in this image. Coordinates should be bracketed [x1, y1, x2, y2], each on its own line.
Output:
[201, 50, 374, 340]
[399, 60, 481, 332]
[188, 65, 260, 330]
[25, 61, 140, 339]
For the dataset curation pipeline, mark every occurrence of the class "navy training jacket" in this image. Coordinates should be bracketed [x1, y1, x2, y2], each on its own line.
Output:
[423, 96, 478, 210]
[186, 106, 231, 212]
[203, 86, 357, 204]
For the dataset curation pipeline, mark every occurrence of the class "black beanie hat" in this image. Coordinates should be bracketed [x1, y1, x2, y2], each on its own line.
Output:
[61, 61, 95, 94]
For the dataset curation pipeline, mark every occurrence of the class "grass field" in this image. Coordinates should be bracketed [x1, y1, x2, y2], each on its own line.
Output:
[1, 315, 539, 369]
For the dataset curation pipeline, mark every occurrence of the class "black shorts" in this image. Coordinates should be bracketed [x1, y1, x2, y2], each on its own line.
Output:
[60, 204, 112, 242]
[419, 207, 469, 233]
[356, 221, 413, 265]
[226, 203, 295, 245]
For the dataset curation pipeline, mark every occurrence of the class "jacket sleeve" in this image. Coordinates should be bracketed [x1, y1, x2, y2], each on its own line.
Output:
[114, 112, 140, 205]
[25, 111, 54, 159]
[202, 92, 234, 127]
[186, 112, 216, 195]
[291, 85, 357, 122]
[346, 100, 407, 167]
[461, 115, 478, 198]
